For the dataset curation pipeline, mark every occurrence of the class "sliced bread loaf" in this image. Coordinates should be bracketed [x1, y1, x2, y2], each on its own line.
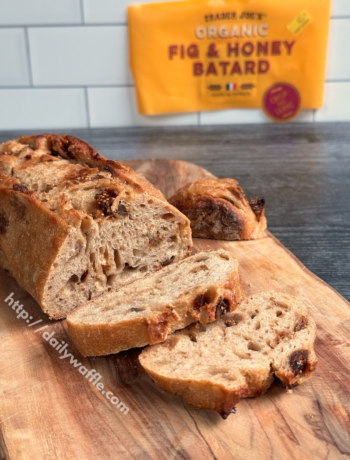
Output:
[67, 250, 243, 356]
[0, 135, 192, 318]
[168, 178, 267, 240]
[139, 291, 317, 419]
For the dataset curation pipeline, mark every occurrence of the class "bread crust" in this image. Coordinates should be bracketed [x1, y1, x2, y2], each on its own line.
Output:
[168, 178, 267, 240]
[0, 135, 192, 318]
[0, 172, 70, 309]
[139, 291, 317, 418]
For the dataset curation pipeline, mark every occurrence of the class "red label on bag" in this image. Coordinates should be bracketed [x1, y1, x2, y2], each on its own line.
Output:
[263, 83, 301, 122]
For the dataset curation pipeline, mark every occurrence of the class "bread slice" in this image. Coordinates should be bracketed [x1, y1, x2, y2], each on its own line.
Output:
[168, 178, 267, 240]
[139, 291, 317, 419]
[67, 250, 243, 356]
[0, 134, 192, 318]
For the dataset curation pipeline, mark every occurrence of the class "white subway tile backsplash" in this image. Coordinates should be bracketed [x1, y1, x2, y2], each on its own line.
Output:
[315, 82, 350, 122]
[29, 26, 132, 86]
[0, 0, 82, 26]
[88, 86, 198, 127]
[0, 28, 30, 86]
[83, 0, 183, 24]
[0, 88, 87, 130]
[199, 109, 313, 125]
[0, 2, 348, 130]
[327, 19, 350, 80]
[200, 109, 267, 125]
[332, 0, 350, 17]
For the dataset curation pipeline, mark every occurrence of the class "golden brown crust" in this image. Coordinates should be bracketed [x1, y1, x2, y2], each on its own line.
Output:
[0, 134, 192, 318]
[141, 367, 248, 419]
[168, 178, 267, 240]
[0, 174, 71, 308]
[16, 134, 166, 201]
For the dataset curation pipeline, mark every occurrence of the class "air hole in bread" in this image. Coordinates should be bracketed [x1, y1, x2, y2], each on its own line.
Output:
[148, 199, 154, 204]
[168, 235, 177, 243]
[254, 321, 261, 330]
[81, 218, 92, 234]
[161, 213, 174, 220]
[219, 253, 230, 261]
[107, 274, 117, 286]
[276, 310, 283, 317]
[114, 249, 122, 269]
[189, 264, 209, 274]
[195, 254, 210, 263]
[189, 334, 197, 342]
[276, 301, 289, 310]
[139, 266, 148, 273]
[248, 341, 262, 352]
[69, 274, 79, 283]
[124, 263, 137, 271]
[140, 204, 146, 208]
[133, 248, 141, 257]
[233, 350, 251, 360]
[80, 270, 88, 282]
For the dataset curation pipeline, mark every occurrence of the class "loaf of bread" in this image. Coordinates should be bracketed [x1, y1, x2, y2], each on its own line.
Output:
[0, 134, 192, 319]
[168, 178, 267, 240]
[139, 291, 317, 419]
[67, 250, 243, 356]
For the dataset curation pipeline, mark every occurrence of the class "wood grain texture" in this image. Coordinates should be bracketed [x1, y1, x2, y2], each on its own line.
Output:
[0, 159, 349, 460]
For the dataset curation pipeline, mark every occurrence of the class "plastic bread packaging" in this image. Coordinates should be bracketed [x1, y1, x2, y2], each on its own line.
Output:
[128, 0, 331, 121]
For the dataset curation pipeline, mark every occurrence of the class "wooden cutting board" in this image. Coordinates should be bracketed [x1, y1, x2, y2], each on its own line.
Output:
[0, 160, 349, 460]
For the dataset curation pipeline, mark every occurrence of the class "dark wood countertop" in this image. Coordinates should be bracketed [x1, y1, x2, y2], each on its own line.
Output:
[1, 123, 349, 301]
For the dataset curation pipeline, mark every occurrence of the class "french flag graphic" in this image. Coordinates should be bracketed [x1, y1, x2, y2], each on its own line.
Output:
[226, 82, 237, 91]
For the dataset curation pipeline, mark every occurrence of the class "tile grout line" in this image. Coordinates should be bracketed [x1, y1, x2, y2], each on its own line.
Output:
[0, 84, 136, 90]
[0, 17, 347, 28]
[84, 87, 91, 128]
[0, 23, 127, 29]
[24, 27, 34, 86]
[79, 0, 85, 24]
[0, 80, 345, 91]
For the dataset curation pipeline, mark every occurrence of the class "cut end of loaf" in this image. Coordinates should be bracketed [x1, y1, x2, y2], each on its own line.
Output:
[168, 178, 267, 241]
[139, 291, 317, 418]
[0, 135, 192, 318]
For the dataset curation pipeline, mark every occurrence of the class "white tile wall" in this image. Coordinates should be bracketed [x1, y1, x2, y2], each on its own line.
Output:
[332, 0, 350, 17]
[326, 19, 350, 80]
[0, 88, 87, 130]
[0, 0, 82, 26]
[88, 87, 198, 127]
[0, 0, 348, 129]
[315, 82, 350, 122]
[0, 28, 30, 86]
[29, 26, 132, 86]
[83, 0, 183, 24]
